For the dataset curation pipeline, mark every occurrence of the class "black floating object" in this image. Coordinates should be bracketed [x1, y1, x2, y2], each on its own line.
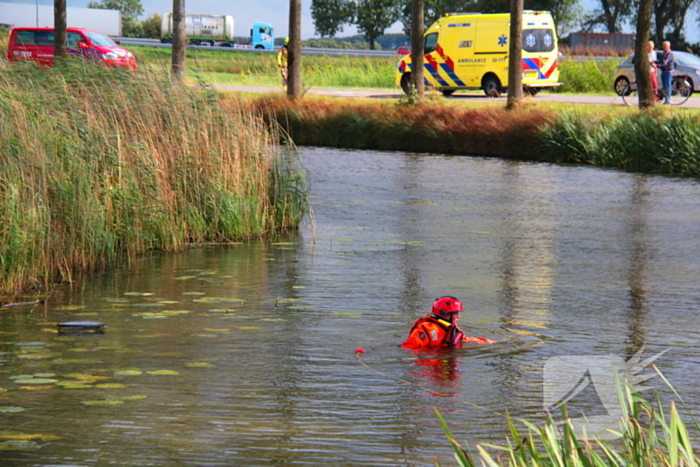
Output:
[57, 321, 106, 332]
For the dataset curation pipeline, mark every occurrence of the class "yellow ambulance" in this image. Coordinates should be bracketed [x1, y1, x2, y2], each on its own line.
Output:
[396, 11, 561, 97]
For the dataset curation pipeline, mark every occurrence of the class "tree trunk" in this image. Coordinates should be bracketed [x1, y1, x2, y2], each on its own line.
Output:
[287, 0, 302, 98]
[171, 0, 186, 83]
[54, 0, 67, 59]
[636, 0, 655, 109]
[410, 0, 425, 100]
[506, 0, 523, 109]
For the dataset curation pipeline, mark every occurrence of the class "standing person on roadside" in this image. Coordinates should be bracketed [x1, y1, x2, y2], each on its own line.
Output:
[648, 41, 658, 98]
[277, 37, 289, 91]
[655, 41, 675, 105]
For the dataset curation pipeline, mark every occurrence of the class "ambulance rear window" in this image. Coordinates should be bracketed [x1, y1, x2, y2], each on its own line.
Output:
[522, 28, 555, 53]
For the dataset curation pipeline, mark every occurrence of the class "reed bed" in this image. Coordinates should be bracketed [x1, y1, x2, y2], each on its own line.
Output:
[252, 95, 555, 158]
[538, 109, 700, 176]
[251, 95, 700, 177]
[0, 62, 308, 296]
[437, 377, 699, 467]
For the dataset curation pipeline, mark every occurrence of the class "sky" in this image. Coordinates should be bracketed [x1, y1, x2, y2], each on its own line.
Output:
[7, 0, 700, 42]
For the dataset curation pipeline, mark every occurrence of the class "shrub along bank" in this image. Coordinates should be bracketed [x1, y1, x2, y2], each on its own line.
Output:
[250, 95, 700, 177]
[0, 64, 308, 296]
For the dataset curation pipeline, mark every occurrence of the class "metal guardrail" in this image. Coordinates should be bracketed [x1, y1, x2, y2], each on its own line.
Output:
[114, 37, 397, 57]
[114, 37, 620, 61]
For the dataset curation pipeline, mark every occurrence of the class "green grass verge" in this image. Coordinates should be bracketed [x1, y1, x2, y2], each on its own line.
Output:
[128, 45, 621, 94]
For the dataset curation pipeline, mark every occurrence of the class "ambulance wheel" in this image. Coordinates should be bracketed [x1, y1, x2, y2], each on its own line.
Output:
[483, 75, 502, 97]
[441, 89, 455, 97]
[525, 87, 540, 96]
[400, 73, 412, 95]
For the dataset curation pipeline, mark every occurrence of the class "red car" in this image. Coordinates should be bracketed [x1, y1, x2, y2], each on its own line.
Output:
[7, 27, 137, 71]
[396, 46, 411, 55]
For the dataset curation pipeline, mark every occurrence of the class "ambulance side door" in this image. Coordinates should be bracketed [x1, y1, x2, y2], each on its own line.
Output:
[452, 22, 477, 87]
[474, 18, 509, 85]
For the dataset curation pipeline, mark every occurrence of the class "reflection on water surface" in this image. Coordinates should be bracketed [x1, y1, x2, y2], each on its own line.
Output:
[0, 147, 698, 465]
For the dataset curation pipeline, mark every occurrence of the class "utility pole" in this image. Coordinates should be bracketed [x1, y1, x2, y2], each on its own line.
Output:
[506, 0, 523, 109]
[635, 0, 655, 109]
[410, 0, 425, 100]
[171, 0, 186, 82]
[54, 0, 67, 59]
[287, 0, 302, 98]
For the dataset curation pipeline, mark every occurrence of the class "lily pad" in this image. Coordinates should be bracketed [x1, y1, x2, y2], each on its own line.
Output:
[0, 406, 24, 413]
[124, 292, 154, 296]
[193, 298, 245, 304]
[182, 292, 205, 295]
[186, 362, 215, 368]
[0, 431, 61, 441]
[12, 378, 58, 385]
[114, 370, 142, 376]
[119, 395, 146, 401]
[96, 383, 127, 389]
[82, 400, 124, 406]
[146, 370, 179, 375]
[0, 440, 41, 450]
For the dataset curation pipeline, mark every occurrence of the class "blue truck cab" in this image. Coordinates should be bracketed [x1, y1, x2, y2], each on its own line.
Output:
[251, 21, 274, 49]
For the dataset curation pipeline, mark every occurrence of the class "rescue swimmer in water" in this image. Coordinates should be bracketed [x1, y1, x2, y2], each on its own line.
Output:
[403, 296, 497, 348]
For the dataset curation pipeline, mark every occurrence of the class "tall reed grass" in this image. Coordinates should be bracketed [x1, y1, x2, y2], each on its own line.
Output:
[0, 62, 308, 296]
[252, 95, 556, 158]
[538, 109, 700, 176]
[437, 376, 700, 466]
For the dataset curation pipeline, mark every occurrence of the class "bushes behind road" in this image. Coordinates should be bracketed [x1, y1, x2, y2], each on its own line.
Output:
[0, 63, 308, 295]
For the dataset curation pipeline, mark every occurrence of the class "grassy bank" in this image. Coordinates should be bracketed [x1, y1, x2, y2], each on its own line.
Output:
[248, 95, 700, 177]
[0, 63, 308, 296]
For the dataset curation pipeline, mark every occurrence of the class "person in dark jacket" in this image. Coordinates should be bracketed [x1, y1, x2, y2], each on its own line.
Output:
[655, 41, 675, 105]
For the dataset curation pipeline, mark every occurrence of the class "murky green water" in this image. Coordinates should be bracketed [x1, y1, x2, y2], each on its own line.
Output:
[1, 147, 699, 465]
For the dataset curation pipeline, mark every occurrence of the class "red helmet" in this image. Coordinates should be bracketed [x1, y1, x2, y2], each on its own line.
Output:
[431, 296, 463, 318]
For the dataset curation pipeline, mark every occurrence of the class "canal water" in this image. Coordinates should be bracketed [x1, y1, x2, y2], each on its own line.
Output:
[0, 147, 699, 465]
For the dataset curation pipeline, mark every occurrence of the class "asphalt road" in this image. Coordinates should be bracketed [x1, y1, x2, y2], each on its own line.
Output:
[213, 85, 700, 108]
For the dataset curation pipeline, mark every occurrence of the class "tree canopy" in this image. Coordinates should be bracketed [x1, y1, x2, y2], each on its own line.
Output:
[87, 0, 144, 37]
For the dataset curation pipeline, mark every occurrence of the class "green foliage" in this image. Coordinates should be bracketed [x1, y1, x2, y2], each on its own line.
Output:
[311, 0, 355, 37]
[140, 13, 161, 39]
[355, 0, 402, 50]
[87, 0, 144, 36]
[555, 58, 619, 94]
[582, 0, 632, 33]
[0, 64, 308, 295]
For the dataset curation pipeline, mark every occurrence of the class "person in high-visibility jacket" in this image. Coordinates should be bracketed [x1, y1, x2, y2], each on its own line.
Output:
[403, 296, 497, 348]
[277, 37, 289, 90]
